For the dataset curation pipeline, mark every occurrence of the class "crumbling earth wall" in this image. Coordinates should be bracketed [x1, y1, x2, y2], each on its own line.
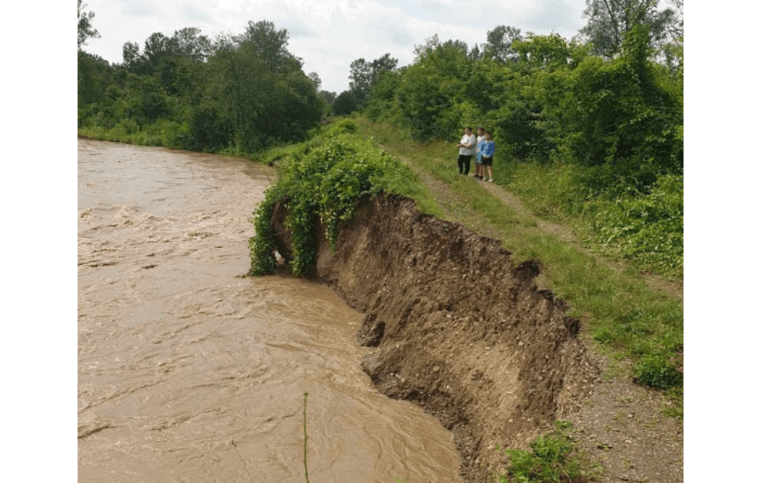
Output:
[272, 195, 599, 482]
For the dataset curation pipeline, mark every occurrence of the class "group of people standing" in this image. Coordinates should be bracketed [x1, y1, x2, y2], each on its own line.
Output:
[456, 126, 495, 182]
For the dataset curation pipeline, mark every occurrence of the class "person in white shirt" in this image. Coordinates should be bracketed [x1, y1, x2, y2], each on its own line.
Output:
[456, 126, 476, 175]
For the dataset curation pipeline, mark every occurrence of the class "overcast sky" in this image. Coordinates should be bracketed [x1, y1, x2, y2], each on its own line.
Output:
[81, 0, 594, 94]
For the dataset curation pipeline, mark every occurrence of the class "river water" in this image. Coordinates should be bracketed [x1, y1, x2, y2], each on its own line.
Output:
[77, 140, 461, 482]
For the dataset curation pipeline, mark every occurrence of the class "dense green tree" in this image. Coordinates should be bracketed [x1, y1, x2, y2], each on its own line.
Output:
[510, 34, 574, 71]
[320, 90, 337, 105]
[206, 27, 322, 151]
[171, 27, 213, 61]
[482, 25, 522, 63]
[579, 0, 677, 57]
[239, 20, 301, 73]
[398, 36, 475, 139]
[78, 50, 112, 113]
[77, 0, 100, 49]
[333, 91, 357, 116]
[348, 53, 398, 108]
[155, 55, 205, 98]
[81, 20, 323, 151]
[143, 32, 173, 71]
[308, 72, 321, 89]
[121, 41, 144, 72]
[122, 28, 213, 77]
[554, 23, 682, 189]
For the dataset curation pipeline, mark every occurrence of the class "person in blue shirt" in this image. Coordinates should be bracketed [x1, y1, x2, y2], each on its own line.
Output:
[479, 129, 495, 182]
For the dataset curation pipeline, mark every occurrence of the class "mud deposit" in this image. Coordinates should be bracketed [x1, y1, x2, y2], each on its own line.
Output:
[272, 196, 601, 481]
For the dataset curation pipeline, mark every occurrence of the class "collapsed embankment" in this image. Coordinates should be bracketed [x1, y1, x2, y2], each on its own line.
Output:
[272, 195, 600, 482]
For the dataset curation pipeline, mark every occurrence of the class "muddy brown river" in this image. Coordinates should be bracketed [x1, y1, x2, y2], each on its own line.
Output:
[78, 140, 462, 482]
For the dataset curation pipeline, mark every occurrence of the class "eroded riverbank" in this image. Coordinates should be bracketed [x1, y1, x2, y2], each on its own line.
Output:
[272, 195, 601, 481]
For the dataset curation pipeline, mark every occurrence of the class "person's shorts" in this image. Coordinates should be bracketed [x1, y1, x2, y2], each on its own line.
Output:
[475, 156, 483, 164]
[482, 156, 493, 167]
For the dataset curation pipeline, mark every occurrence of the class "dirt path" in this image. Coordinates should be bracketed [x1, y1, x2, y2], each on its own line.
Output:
[402, 150, 682, 302]
[480, 180, 683, 302]
[393, 153, 684, 483]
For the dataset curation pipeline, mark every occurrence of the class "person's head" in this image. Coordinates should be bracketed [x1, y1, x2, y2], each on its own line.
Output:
[477, 126, 485, 136]
[484, 130, 492, 140]
[464, 126, 472, 135]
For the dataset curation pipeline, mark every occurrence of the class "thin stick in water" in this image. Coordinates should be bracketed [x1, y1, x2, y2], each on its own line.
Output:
[231, 439, 254, 483]
[303, 392, 310, 483]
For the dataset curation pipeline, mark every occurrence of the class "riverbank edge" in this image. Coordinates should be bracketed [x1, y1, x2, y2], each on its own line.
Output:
[77, 129, 276, 164]
[271, 194, 600, 482]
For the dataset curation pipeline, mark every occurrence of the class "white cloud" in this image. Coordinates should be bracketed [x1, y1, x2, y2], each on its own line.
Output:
[181, 3, 210, 22]
[121, 0, 156, 17]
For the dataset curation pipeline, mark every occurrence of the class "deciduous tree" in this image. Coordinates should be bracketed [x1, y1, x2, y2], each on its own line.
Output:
[77, 0, 100, 49]
[348, 53, 398, 108]
[579, 0, 676, 57]
[170, 27, 213, 62]
[308, 72, 321, 90]
[239, 20, 301, 73]
[333, 91, 357, 116]
[482, 25, 522, 63]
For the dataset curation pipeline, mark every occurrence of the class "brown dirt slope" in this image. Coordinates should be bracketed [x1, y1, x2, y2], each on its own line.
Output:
[273, 196, 600, 481]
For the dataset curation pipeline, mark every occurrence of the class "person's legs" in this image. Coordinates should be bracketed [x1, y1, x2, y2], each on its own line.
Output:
[462, 155, 472, 175]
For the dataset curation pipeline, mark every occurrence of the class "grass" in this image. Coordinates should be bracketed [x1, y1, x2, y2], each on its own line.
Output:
[356, 117, 683, 413]
[493, 421, 603, 483]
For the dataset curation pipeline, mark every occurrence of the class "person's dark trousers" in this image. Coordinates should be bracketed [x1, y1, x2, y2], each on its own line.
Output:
[457, 155, 472, 174]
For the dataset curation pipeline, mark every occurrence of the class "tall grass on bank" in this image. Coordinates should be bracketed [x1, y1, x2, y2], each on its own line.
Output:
[79, 120, 281, 163]
[356, 118, 683, 406]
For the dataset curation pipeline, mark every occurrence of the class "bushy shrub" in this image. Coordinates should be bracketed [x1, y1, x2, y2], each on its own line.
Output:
[187, 106, 233, 151]
[589, 174, 683, 277]
[326, 118, 357, 135]
[635, 353, 683, 390]
[249, 129, 423, 276]
[495, 421, 600, 483]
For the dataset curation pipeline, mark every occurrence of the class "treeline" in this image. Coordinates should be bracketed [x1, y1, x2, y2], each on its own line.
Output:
[358, 24, 682, 196]
[78, 16, 325, 153]
[336, 2, 684, 277]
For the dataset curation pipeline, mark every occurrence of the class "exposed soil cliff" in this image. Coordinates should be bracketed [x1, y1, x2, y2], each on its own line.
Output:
[272, 195, 600, 482]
